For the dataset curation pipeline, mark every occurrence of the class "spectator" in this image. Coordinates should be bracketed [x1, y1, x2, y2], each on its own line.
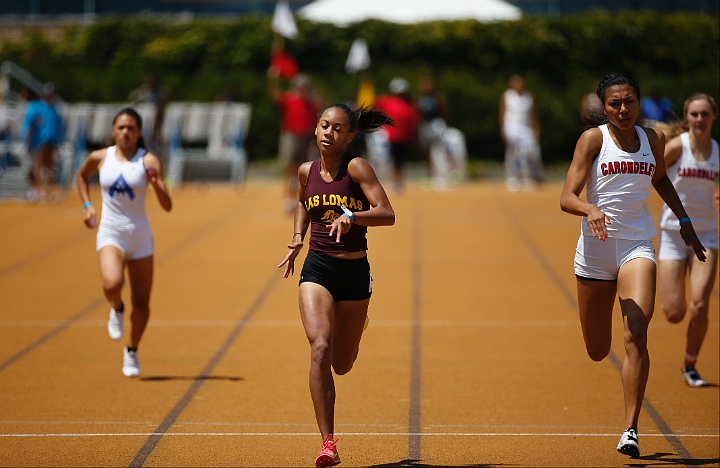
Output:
[268, 68, 324, 213]
[500, 74, 541, 191]
[128, 75, 164, 106]
[20, 83, 63, 202]
[640, 88, 675, 123]
[417, 76, 456, 189]
[128, 75, 169, 164]
[375, 77, 419, 194]
[417, 75, 448, 154]
[581, 90, 604, 116]
[216, 83, 240, 103]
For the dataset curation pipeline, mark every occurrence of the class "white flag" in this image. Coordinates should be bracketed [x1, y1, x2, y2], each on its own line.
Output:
[272, 1, 298, 39]
[345, 38, 371, 74]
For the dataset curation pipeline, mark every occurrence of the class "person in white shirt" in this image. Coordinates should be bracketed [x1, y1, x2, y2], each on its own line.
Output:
[499, 74, 541, 191]
[76, 108, 172, 377]
[560, 73, 705, 459]
[656, 93, 718, 388]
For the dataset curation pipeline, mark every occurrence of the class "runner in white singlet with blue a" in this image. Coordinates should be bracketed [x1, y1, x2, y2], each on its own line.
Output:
[561, 74, 705, 459]
[77, 108, 172, 377]
[657, 93, 719, 388]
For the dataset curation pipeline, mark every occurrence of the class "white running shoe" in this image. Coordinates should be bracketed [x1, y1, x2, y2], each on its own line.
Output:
[122, 347, 140, 377]
[107, 307, 124, 341]
[682, 366, 708, 387]
[616, 428, 639, 458]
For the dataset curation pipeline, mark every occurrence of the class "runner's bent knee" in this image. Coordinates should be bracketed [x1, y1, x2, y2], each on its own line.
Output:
[310, 338, 331, 366]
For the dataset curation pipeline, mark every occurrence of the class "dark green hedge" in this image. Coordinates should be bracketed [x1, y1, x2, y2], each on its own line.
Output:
[1, 11, 717, 162]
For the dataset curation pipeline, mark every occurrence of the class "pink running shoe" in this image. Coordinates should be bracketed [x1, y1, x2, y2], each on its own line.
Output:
[315, 434, 340, 468]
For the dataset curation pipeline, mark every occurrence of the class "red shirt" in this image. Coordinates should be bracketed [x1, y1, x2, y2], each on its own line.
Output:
[375, 95, 418, 144]
[277, 92, 318, 137]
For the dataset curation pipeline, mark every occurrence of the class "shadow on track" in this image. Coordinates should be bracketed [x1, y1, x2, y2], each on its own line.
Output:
[369, 460, 513, 467]
[140, 375, 243, 382]
[628, 452, 720, 466]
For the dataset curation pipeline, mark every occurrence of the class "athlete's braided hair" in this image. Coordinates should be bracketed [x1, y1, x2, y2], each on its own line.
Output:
[112, 107, 147, 149]
[320, 103, 397, 135]
[581, 73, 641, 128]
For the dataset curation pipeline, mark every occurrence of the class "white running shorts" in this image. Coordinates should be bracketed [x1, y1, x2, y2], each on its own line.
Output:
[658, 228, 719, 261]
[96, 223, 154, 260]
[574, 235, 655, 281]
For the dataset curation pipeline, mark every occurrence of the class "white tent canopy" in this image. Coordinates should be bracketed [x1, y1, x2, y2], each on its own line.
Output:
[297, 0, 522, 26]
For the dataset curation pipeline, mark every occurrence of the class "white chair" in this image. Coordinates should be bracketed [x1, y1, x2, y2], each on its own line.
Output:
[87, 104, 120, 145]
[163, 102, 251, 185]
[58, 103, 94, 188]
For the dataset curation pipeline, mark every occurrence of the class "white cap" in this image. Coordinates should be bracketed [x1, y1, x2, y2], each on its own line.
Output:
[292, 73, 311, 89]
[389, 77, 409, 94]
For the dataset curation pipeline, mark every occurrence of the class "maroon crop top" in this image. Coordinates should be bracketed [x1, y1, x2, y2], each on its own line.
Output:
[304, 154, 369, 253]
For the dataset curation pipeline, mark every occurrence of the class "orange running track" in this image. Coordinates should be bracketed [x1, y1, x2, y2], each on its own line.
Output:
[0, 180, 717, 467]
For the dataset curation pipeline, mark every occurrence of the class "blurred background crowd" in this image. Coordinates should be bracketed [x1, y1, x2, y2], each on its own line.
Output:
[0, 0, 717, 202]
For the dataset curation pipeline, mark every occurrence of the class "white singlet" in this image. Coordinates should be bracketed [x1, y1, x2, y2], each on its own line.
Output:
[659, 133, 719, 232]
[502, 89, 535, 144]
[96, 146, 154, 260]
[582, 124, 657, 240]
[99, 146, 150, 230]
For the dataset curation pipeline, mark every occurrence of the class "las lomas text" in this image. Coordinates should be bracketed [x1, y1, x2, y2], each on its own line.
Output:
[305, 194, 363, 211]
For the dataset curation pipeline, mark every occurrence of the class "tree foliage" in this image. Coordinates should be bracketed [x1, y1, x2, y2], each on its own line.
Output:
[1, 11, 717, 162]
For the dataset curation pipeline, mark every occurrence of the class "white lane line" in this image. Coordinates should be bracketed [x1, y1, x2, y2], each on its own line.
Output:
[2, 421, 714, 433]
[0, 421, 155, 425]
[1, 432, 717, 438]
[180, 422, 401, 428]
[0, 421, 398, 428]
[3, 319, 715, 328]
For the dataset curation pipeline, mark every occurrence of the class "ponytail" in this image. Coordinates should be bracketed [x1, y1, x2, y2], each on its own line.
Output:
[580, 109, 608, 128]
[647, 120, 686, 140]
[320, 103, 396, 135]
[355, 106, 397, 133]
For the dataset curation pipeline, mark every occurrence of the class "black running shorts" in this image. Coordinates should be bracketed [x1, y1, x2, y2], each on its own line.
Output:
[299, 249, 372, 301]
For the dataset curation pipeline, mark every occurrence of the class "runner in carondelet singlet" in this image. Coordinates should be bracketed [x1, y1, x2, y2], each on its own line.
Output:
[583, 124, 657, 240]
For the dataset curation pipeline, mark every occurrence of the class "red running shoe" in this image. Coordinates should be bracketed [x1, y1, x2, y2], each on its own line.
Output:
[315, 434, 340, 468]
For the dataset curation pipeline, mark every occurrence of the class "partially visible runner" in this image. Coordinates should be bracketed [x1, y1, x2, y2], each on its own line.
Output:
[560, 73, 705, 458]
[76, 108, 172, 377]
[278, 103, 396, 467]
[655, 93, 718, 387]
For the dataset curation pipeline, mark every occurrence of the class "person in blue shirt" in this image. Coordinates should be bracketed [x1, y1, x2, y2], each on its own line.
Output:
[640, 88, 675, 123]
[20, 83, 64, 201]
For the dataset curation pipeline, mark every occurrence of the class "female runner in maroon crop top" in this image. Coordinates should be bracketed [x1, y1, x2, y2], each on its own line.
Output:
[278, 103, 396, 468]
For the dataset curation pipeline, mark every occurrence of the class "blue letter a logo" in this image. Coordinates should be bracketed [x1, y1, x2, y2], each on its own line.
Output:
[109, 175, 135, 200]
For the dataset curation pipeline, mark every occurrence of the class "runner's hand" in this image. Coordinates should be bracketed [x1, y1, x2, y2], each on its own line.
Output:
[146, 166, 158, 185]
[586, 205, 611, 241]
[278, 239, 303, 278]
[83, 205, 97, 228]
[680, 222, 706, 262]
[327, 215, 353, 243]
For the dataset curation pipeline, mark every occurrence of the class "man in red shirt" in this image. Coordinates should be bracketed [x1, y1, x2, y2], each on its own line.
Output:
[269, 69, 324, 212]
[375, 77, 419, 194]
